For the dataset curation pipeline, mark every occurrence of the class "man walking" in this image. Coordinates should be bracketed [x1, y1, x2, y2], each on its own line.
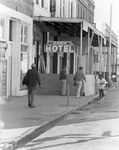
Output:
[74, 67, 86, 98]
[59, 66, 67, 96]
[23, 63, 42, 108]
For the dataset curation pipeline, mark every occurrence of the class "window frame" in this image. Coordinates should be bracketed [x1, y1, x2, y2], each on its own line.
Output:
[0, 17, 6, 40]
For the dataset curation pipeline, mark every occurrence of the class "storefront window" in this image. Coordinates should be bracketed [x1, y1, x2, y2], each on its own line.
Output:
[20, 45, 28, 90]
[21, 25, 28, 43]
[20, 24, 29, 90]
[24, 26, 28, 43]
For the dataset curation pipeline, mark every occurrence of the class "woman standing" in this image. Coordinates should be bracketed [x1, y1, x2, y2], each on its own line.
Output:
[97, 74, 106, 101]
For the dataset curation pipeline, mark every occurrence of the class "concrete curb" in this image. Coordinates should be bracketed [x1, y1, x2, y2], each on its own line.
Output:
[2, 84, 118, 150]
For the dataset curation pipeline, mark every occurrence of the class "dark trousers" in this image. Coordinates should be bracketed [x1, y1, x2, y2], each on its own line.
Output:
[98, 89, 104, 99]
[28, 87, 36, 106]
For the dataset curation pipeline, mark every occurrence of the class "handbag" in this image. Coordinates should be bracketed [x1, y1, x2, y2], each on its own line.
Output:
[22, 74, 29, 86]
[73, 77, 77, 86]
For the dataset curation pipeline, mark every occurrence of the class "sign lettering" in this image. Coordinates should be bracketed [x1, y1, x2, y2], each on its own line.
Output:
[45, 41, 75, 53]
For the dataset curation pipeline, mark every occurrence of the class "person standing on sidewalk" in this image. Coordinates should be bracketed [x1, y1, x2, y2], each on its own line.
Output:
[97, 74, 106, 101]
[23, 63, 42, 108]
[74, 67, 86, 98]
[59, 66, 67, 96]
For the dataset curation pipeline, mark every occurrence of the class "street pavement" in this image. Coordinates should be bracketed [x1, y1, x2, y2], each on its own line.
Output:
[17, 87, 119, 150]
[0, 83, 118, 150]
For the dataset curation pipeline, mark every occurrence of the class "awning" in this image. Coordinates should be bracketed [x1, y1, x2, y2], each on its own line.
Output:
[34, 16, 106, 46]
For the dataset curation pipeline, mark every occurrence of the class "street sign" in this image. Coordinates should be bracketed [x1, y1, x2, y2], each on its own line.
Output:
[45, 41, 75, 53]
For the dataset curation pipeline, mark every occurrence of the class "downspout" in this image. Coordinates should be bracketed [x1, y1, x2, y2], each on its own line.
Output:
[86, 27, 90, 74]
[116, 47, 118, 81]
[79, 22, 83, 67]
[104, 46, 106, 79]
[98, 35, 101, 74]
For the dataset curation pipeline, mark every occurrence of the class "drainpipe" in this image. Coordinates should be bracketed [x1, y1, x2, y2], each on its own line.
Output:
[104, 46, 106, 79]
[0, 44, 2, 98]
[79, 22, 83, 67]
[108, 2, 112, 81]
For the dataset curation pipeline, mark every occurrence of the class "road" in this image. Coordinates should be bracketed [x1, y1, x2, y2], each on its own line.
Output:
[17, 87, 119, 150]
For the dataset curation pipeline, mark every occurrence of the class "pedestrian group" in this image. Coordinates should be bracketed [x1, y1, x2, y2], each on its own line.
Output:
[23, 63, 107, 108]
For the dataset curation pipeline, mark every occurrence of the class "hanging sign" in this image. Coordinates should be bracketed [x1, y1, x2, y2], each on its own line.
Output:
[45, 41, 75, 53]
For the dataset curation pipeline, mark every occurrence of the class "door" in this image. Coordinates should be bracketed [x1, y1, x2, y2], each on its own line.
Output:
[8, 43, 12, 96]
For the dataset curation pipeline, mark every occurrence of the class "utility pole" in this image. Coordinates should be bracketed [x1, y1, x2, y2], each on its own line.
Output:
[108, 1, 113, 81]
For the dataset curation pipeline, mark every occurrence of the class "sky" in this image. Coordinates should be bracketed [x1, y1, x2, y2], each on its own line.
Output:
[94, 0, 119, 48]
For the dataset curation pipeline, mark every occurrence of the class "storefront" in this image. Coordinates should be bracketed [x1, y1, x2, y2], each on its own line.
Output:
[34, 16, 106, 96]
[0, 4, 33, 97]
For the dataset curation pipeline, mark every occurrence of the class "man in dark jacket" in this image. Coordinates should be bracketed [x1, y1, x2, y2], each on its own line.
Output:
[23, 63, 42, 108]
[59, 66, 67, 96]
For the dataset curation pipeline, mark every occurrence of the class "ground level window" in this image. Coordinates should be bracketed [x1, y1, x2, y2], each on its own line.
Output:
[20, 45, 28, 90]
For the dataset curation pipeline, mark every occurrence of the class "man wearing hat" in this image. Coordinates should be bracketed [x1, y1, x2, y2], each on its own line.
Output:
[23, 63, 42, 108]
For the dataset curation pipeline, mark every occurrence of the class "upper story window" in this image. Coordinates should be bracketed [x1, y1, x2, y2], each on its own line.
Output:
[86, 11, 87, 21]
[36, 0, 39, 5]
[76, 4, 80, 18]
[71, 0, 73, 18]
[35, 0, 48, 10]
[41, 0, 44, 7]
[50, 0, 56, 17]
[68, 0, 71, 18]
[83, 8, 85, 19]
[0, 18, 5, 40]
[80, 6, 83, 18]
[9, 20, 13, 41]
[21, 24, 28, 44]
[63, 0, 65, 17]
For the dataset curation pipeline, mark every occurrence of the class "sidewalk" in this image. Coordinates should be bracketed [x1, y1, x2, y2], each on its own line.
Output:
[1, 83, 118, 150]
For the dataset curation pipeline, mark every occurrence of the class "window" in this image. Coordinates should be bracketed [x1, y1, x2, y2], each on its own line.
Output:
[71, 1, 73, 18]
[21, 25, 28, 43]
[68, 0, 70, 18]
[63, 0, 65, 17]
[83, 8, 85, 19]
[50, 0, 56, 17]
[36, 0, 39, 5]
[20, 24, 29, 90]
[41, 0, 44, 7]
[60, 0, 62, 17]
[9, 20, 13, 41]
[80, 6, 83, 18]
[77, 4, 80, 18]
[24, 26, 28, 43]
[0, 18, 5, 39]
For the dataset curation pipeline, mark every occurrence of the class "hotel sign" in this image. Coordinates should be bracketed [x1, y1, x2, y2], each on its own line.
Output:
[45, 41, 75, 53]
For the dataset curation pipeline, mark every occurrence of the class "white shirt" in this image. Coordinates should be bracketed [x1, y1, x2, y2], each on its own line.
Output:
[97, 78, 106, 89]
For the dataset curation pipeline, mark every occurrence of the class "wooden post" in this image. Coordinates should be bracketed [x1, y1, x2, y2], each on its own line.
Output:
[104, 46, 106, 79]
[79, 23, 83, 67]
[67, 84, 69, 106]
[116, 47, 118, 81]
[98, 36, 102, 74]
[100, 37, 102, 74]
[86, 28, 90, 74]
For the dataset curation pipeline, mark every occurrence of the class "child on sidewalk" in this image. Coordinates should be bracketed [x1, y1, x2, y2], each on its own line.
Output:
[97, 74, 106, 101]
